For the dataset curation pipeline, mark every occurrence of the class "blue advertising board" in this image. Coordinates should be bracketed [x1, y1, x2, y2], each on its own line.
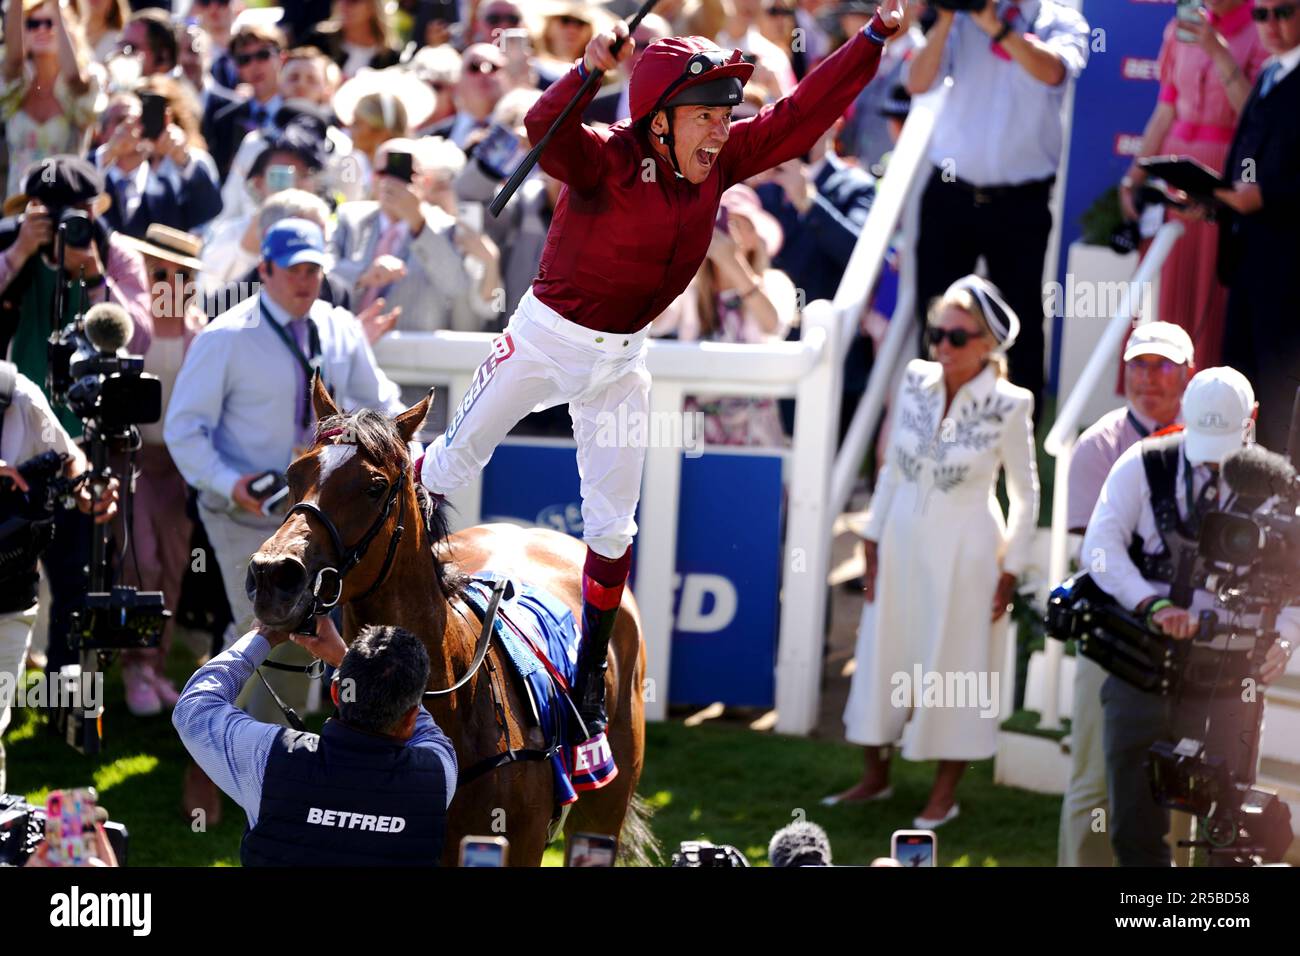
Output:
[1052, 0, 1174, 386]
[481, 440, 784, 709]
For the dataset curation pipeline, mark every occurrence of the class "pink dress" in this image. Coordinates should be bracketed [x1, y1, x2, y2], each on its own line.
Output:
[1153, 2, 1268, 368]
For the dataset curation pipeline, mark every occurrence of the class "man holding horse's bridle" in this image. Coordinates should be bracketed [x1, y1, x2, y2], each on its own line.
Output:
[416, 0, 905, 770]
[174, 616, 459, 866]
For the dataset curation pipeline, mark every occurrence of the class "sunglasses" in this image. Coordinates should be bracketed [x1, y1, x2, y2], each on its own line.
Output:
[25, 17, 54, 31]
[194, 0, 231, 7]
[1252, 3, 1297, 19]
[235, 48, 276, 66]
[1126, 356, 1180, 374]
[764, 6, 797, 16]
[484, 11, 521, 26]
[465, 59, 501, 74]
[927, 326, 983, 348]
[555, 15, 589, 27]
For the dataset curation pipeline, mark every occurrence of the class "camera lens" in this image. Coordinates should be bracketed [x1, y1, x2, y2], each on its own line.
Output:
[58, 209, 94, 249]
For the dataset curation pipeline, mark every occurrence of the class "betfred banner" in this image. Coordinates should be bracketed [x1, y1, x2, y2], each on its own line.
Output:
[1051, 0, 1173, 383]
[481, 440, 784, 708]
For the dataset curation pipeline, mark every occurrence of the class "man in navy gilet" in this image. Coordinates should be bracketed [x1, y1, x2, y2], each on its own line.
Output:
[173, 617, 456, 866]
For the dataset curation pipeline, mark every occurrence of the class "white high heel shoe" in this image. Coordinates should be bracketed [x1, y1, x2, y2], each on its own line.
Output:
[819, 786, 894, 806]
[913, 804, 960, 829]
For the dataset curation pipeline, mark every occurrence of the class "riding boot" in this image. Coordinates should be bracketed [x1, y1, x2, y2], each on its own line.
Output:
[569, 546, 630, 790]
[574, 593, 620, 738]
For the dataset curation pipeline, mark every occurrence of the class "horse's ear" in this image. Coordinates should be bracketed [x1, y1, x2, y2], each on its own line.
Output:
[311, 370, 340, 421]
[394, 388, 433, 444]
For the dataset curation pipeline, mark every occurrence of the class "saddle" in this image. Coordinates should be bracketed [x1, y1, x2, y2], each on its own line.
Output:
[458, 573, 618, 805]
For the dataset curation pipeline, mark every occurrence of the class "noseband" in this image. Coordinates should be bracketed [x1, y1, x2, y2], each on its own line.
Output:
[286, 466, 408, 621]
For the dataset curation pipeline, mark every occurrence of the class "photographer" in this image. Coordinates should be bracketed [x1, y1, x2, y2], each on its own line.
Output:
[0, 156, 149, 677]
[906, 0, 1090, 415]
[172, 616, 457, 867]
[1082, 366, 1298, 866]
[0, 365, 118, 793]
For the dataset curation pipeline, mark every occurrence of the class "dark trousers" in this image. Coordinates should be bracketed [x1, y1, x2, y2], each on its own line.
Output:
[914, 167, 1053, 418]
[1100, 674, 1262, 867]
[1221, 277, 1300, 454]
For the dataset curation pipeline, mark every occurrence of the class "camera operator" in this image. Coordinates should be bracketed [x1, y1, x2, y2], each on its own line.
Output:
[1082, 366, 1298, 866]
[906, 0, 1090, 416]
[0, 365, 118, 793]
[0, 156, 150, 677]
[172, 616, 457, 867]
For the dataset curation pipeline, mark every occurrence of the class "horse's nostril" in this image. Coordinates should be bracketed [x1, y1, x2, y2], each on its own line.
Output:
[267, 556, 307, 595]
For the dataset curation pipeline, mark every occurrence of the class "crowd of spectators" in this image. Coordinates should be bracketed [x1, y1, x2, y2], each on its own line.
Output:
[0, 0, 1295, 853]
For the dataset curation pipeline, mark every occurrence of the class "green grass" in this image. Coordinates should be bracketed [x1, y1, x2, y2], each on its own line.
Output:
[7, 652, 1064, 866]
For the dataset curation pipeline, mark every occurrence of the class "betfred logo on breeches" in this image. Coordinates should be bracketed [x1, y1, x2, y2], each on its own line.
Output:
[446, 333, 515, 444]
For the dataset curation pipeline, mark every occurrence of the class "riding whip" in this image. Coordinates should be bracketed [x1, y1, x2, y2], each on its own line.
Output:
[488, 0, 662, 218]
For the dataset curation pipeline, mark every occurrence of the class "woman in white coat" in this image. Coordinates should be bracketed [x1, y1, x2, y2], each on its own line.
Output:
[825, 275, 1040, 828]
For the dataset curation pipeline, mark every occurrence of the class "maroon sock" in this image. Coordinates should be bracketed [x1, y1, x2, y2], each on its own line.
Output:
[583, 546, 631, 612]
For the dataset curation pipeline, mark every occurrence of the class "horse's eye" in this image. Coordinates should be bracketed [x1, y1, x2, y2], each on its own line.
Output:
[367, 480, 388, 500]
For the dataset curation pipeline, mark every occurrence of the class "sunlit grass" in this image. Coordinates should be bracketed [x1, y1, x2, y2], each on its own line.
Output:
[6, 651, 1063, 866]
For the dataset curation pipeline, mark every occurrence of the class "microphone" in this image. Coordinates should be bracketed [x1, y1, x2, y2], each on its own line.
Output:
[767, 820, 833, 867]
[1222, 444, 1298, 502]
[83, 303, 133, 354]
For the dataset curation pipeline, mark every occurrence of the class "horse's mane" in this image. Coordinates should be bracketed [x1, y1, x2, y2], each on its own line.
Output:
[314, 408, 468, 602]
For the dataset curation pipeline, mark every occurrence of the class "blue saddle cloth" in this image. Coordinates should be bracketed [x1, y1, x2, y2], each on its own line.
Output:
[461, 572, 613, 805]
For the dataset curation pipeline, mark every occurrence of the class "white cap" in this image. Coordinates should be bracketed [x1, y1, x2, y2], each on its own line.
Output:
[1182, 367, 1255, 465]
[1124, 321, 1195, 366]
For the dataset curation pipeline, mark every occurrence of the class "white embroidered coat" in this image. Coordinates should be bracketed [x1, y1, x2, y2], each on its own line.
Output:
[844, 358, 1039, 760]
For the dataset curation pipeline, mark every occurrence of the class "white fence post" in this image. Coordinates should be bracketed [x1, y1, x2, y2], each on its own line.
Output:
[776, 302, 841, 734]
[634, 381, 685, 723]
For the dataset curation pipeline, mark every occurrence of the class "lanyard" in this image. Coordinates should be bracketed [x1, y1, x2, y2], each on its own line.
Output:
[1126, 408, 1151, 439]
[260, 299, 323, 430]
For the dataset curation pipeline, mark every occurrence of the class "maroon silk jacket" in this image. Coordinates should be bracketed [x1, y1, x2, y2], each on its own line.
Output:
[524, 21, 893, 335]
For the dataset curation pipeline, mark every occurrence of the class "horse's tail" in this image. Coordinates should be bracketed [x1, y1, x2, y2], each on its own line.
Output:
[617, 792, 662, 867]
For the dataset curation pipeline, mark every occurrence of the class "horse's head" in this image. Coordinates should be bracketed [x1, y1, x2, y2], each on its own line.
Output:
[247, 376, 432, 629]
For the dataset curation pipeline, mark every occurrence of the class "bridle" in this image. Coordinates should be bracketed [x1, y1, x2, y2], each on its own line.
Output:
[285, 464, 408, 626]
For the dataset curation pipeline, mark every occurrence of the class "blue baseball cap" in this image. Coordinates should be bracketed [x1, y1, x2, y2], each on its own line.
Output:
[261, 218, 330, 268]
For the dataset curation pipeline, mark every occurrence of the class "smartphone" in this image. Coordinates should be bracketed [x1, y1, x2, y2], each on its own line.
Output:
[566, 832, 617, 867]
[459, 834, 509, 867]
[891, 829, 937, 867]
[499, 27, 531, 61]
[45, 788, 99, 867]
[266, 163, 297, 193]
[248, 470, 290, 516]
[383, 150, 414, 184]
[139, 91, 168, 140]
[1175, 0, 1202, 42]
[474, 122, 525, 180]
[458, 201, 485, 235]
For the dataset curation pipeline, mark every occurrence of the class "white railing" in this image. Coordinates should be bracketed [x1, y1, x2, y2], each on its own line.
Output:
[1035, 220, 1185, 730]
[373, 326, 832, 724]
[828, 80, 949, 518]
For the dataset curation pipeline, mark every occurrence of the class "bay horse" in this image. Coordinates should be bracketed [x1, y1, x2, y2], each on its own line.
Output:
[246, 378, 653, 866]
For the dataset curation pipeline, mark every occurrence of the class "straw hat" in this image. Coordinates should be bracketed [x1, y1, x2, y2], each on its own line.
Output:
[115, 224, 205, 273]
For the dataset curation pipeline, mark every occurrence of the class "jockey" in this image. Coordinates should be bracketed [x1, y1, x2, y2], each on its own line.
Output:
[417, 1, 904, 772]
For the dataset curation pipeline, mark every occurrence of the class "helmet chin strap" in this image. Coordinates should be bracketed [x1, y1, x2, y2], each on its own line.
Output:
[656, 109, 686, 180]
